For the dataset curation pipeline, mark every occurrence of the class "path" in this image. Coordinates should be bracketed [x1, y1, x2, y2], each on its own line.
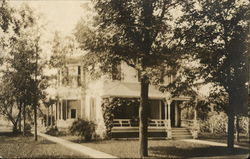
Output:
[37, 132, 118, 158]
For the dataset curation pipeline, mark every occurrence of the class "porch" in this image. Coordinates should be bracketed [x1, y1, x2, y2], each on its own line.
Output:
[110, 100, 197, 139]
[112, 119, 169, 138]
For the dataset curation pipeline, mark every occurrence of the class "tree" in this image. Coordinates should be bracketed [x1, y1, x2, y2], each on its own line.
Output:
[0, 2, 47, 138]
[76, 0, 184, 157]
[0, 79, 20, 133]
[177, 0, 249, 149]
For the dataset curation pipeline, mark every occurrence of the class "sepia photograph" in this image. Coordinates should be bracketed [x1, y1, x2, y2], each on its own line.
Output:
[0, 0, 249, 158]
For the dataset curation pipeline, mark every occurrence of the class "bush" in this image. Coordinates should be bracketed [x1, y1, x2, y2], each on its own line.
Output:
[69, 119, 96, 141]
[199, 112, 227, 134]
[24, 123, 31, 132]
[45, 127, 60, 136]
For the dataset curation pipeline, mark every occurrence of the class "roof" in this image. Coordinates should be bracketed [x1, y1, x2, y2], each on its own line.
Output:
[102, 82, 166, 99]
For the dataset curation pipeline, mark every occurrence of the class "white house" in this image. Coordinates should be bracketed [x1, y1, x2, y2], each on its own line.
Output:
[49, 56, 198, 139]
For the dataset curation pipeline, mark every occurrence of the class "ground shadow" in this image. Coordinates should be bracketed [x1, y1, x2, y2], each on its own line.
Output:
[0, 132, 18, 137]
[149, 146, 248, 158]
[35, 155, 86, 158]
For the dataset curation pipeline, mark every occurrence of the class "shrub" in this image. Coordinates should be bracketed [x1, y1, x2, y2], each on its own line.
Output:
[24, 123, 31, 132]
[199, 112, 227, 134]
[69, 119, 96, 141]
[238, 116, 249, 134]
[45, 127, 60, 136]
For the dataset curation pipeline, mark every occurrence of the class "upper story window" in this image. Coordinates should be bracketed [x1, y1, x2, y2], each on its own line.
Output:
[137, 70, 141, 82]
[77, 66, 81, 86]
[58, 65, 82, 87]
[111, 63, 121, 80]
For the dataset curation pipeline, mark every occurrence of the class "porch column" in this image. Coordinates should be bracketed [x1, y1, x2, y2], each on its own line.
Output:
[60, 100, 63, 120]
[167, 100, 171, 128]
[55, 102, 58, 126]
[193, 99, 198, 139]
[46, 106, 49, 127]
[80, 99, 83, 119]
[66, 100, 68, 119]
[194, 99, 198, 127]
[50, 104, 53, 127]
[166, 99, 172, 139]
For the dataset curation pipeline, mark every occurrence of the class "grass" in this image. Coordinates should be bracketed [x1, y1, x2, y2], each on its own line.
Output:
[199, 132, 249, 147]
[60, 135, 249, 158]
[0, 132, 88, 158]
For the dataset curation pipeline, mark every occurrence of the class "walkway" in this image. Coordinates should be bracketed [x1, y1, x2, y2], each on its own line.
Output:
[37, 132, 118, 158]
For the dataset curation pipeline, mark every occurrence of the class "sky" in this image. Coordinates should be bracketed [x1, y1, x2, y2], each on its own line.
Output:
[10, 0, 91, 35]
[9, 0, 92, 76]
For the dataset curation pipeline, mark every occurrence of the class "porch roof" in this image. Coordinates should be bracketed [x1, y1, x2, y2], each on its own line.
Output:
[102, 82, 166, 99]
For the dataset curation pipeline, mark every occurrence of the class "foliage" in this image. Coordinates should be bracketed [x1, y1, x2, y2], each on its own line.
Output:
[101, 98, 140, 138]
[50, 32, 82, 68]
[45, 127, 60, 136]
[178, 0, 249, 114]
[0, 1, 47, 134]
[76, 1, 187, 156]
[199, 112, 249, 135]
[69, 119, 96, 141]
[24, 123, 31, 132]
[0, 79, 19, 133]
[173, 0, 249, 148]
[201, 112, 228, 134]
[238, 116, 249, 134]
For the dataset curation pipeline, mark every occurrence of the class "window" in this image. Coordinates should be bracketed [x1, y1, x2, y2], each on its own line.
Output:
[90, 98, 96, 121]
[137, 70, 141, 82]
[111, 63, 121, 80]
[77, 66, 81, 86]
[78, 66, 81, 76]
[58, 102, 61, 120]
[71, 109, 77, 119]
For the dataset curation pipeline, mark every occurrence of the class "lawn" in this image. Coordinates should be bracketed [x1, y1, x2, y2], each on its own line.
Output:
[0, 132, 88, 158]
[60, 135, 248, 158]
[199, 132, 249, 147]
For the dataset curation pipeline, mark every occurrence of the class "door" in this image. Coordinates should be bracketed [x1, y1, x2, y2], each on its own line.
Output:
[170, 100, 182, 127]
[170, 101, 175, 127]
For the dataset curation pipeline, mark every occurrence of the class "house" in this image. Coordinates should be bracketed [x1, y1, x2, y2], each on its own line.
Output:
[48, 56, 198, 139]
[45, 55, 85, 130]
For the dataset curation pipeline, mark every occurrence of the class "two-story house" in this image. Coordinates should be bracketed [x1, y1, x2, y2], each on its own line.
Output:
[50, 56, 197, 139]
[49, 55, 86, 130]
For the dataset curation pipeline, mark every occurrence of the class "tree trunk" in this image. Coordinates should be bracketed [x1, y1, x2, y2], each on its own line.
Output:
[139, 75, 149, 157]
[47, 107, 49, 127]
[18, 105, 22, 133]
[235, 115, 240, 142]
[227, 99, 235, 150]
[23, 105, 26, 136]
[51, 105, 54, 127]
[12, 122, 18, 134]
[34, 103, 38, 141]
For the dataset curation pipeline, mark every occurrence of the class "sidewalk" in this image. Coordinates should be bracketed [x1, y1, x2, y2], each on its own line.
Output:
[37, 132, 118, 158]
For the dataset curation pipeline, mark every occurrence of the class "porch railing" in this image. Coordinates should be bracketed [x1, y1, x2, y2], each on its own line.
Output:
[113, 119, 168, 127]
[181, 119, 194, 128]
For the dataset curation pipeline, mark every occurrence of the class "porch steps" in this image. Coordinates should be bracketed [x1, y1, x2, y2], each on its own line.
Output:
[172, 127, 193, 139]
[111, 127, 167, 138]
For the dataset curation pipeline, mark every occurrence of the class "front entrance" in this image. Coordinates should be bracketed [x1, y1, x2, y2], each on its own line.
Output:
[170, 100, 182, 127]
